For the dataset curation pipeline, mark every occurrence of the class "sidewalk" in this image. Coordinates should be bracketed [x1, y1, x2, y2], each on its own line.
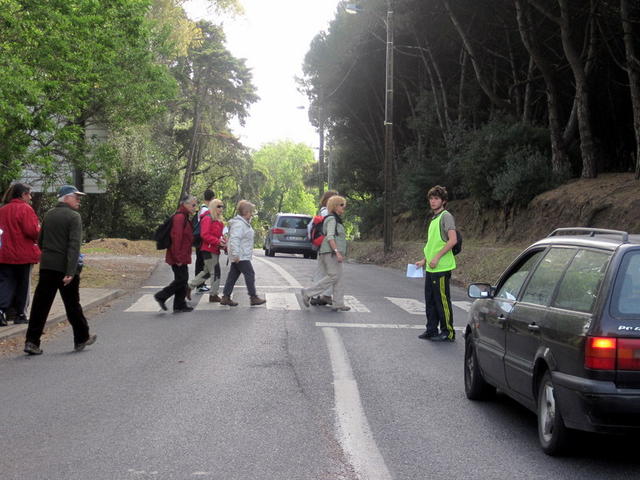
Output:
[0, 288, 123, 341]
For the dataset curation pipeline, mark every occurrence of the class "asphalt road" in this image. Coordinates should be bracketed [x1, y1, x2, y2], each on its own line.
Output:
[1, 252, 639, 479]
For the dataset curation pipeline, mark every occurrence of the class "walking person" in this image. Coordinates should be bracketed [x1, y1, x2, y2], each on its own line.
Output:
[154, 194, 198, 313]
[188, 199, 226, 303]
[415, 185, 457, 342]
[193, 188, 215, 293]
[220, 200, 266, 306]
[24, 185, 96, 355]
[301, 195, 350, 312]
[0, 183, 41, 326]
[308, 190, 338, 306]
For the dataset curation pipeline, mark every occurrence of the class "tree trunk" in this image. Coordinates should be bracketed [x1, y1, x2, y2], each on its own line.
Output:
[458, 48, 467, 125]
[621, 0, 640, 179]
[522, 56, 534, 123]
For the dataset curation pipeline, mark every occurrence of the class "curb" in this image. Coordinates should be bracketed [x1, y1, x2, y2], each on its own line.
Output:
[0, 289, 125, 342]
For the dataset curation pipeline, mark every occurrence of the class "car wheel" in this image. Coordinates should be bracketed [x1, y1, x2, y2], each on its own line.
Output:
[311, 251, 318, 260]
[464, 336, 496, 400]
[303, 252, 310, 259]
[537, 370, 571, 456]
[267, 248, 275, 257]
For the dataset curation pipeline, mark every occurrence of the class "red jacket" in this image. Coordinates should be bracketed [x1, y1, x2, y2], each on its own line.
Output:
[200, 213, 224, 254]
[165, 206, 193, 266]
[0, 199, 41, 264]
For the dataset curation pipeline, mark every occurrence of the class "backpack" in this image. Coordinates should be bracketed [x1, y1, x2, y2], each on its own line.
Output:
[192, 208, 206, 247]
[309, 214, 327, 248]
[439, 211, 462, 256]
[154, 213, 187, 250]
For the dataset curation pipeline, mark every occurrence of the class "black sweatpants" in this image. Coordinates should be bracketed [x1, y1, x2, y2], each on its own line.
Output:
[156, 264, 189, 310]
[424, 270, 455, 339]
[26, 269, 90, 347]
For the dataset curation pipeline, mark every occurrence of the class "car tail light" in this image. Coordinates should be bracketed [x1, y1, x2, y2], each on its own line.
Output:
[271, 228, 285, 234]
[585, 337, 617, 370]
[617, 339, 640, 370]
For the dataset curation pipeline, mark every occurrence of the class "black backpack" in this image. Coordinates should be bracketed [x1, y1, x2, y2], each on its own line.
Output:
[192, 208, 205, 247]
[154, 213, 187, 250]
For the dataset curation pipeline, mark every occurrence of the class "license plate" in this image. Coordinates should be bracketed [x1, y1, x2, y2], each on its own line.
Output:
[286, 236, 304, 240]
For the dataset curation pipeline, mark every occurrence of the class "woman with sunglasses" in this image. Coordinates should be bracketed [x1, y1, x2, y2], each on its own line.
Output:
[301, 195, 350, 311]
[187, 199, 227, 302]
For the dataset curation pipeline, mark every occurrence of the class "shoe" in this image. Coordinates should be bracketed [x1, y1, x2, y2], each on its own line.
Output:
[309, 297, 321, 306]
[320, 295, 333, 305]
[220, 295, 238, 307]
[186, 288, 192, 301]
[173, 306, 194, 313]
[14, 313, 28, 325]
[197, 285, 210, 293]
[0, 310, 7, 327]
[331, 305, 351, 312]
[418, 331, 438, 340]
[430, 333, 455, 342]
[250, 296, 266, 306]
[24, 342, 43, 355]
[209, 294, 221, 303]
[74, 334, 97, 352]
[301, 289, 310, 307]
[154, 294, 167, 311]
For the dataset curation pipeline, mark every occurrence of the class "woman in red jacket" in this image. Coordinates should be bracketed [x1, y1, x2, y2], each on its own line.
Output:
[188, 198, 227, 303]
[0, 183, 41, 326]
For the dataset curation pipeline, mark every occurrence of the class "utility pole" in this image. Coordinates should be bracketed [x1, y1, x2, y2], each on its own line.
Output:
[383, 0, 394, 253]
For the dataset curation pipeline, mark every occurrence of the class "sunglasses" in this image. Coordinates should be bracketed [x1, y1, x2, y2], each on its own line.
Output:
[216, 205, 225, 208]
[339, 203, 345, 207]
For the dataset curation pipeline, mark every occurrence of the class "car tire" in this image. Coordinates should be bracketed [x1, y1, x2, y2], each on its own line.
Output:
[267, 248, 275, 257]
[303, 252, 310, 259]
[537, 370, 571, 456]
[311, 251, 318, 260]
[464, 336, 496, 400]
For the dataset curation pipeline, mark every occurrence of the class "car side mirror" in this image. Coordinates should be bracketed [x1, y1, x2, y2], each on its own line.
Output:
[468, 283, 494, 299]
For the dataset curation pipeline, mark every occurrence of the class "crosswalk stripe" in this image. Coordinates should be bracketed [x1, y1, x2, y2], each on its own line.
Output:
[344, 295, 370, 313]
[316, 322, 465, 331]
[385, 297, 425, 315]
[266, 292, 301, 310]
[124, 294, 162, 312]
[452, 301, 473, 312]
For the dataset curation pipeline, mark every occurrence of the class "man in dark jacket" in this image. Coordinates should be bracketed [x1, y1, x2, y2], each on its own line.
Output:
[24, 185, 96, 355]
[154, 194, 197, 313]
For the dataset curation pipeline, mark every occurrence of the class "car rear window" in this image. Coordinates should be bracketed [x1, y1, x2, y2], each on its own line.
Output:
[611, 251, 640, 317]
[277, 216, 310, 229]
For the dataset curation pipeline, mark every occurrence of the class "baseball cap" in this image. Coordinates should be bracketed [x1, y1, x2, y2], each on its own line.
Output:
[57, 185, 86, 198]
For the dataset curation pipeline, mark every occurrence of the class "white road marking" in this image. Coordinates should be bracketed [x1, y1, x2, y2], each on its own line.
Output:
[453, 300, 473, 312]
[265, 292, 301, 310]
[322, 327, 392, 480]
[124, 294, 162, 312]
[253, 255, 302, 288]
[344, 295, 370, 313]
[317, 322, 464, 331]
[385, 297, 425, 315]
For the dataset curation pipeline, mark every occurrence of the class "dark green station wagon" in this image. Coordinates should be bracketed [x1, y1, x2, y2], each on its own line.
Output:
[464, 228, 640, 455]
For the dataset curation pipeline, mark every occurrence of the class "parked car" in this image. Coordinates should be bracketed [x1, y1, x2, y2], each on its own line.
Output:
[264, 213, 316, 259]
[464, 227, 640, 455]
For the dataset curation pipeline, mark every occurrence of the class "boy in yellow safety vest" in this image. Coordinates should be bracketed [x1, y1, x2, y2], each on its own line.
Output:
[414, 185, 457, 342]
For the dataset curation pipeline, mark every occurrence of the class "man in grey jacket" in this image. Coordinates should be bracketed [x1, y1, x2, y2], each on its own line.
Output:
[24, 185, 96, 355]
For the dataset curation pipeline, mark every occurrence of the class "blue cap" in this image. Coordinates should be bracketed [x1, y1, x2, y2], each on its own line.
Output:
[57, 185, 86, 198]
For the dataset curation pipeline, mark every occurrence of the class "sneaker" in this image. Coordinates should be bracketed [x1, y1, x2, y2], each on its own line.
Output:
[14, 313, 28, 325]
[301, 290, 310, 308]
[24, 342, 43, 355]
[430, 333, 455, 342]
[74, 334, 97, 352]
[0, 310, 7, 327]
[250, 296, 266, 306]
[331, 305, 351, 312]
[309, 297, 321, 306]
[154, 294, 167, 311]
[220, 295, 238, 307]
[320, 295, 333, 305]
[209, 294, 221, 303]
[197, 285, 211, 293]
[418, 331, 438, 340]
[173, 306, 194, 313]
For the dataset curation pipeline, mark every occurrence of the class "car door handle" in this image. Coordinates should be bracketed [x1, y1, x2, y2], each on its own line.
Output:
[527, 323, 541, 332]
[496, 315, 506, 323]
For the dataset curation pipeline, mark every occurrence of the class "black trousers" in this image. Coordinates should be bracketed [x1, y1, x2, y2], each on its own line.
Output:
[0, 263, 32, 314]
[26, 269, 90, 347]
[223, 260, 256, 297]
[424, 270, 455, 339]
[156, 264, 189, 310]
[194, 248, 211, 280]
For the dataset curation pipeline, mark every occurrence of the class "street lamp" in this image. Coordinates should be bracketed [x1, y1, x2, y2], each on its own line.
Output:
[347, 1, 394, 253]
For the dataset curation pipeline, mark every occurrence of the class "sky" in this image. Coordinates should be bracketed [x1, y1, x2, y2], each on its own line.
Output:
[184, 0, 342, 152]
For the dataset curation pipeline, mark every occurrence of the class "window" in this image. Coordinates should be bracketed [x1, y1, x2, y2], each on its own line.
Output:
[611, 251, 640, 317]
[553, 250, 610, 313]
[496, 250, 544, 301]
[277, 216, 310, 230]
[520, 248, 576, 306]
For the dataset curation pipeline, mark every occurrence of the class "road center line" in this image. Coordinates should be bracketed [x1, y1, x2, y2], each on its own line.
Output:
[253, 255, 303, 288]
[322, 327, 392, 480]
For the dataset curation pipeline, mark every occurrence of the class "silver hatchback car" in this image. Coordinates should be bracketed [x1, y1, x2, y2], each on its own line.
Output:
[264, 213, 317, 259]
